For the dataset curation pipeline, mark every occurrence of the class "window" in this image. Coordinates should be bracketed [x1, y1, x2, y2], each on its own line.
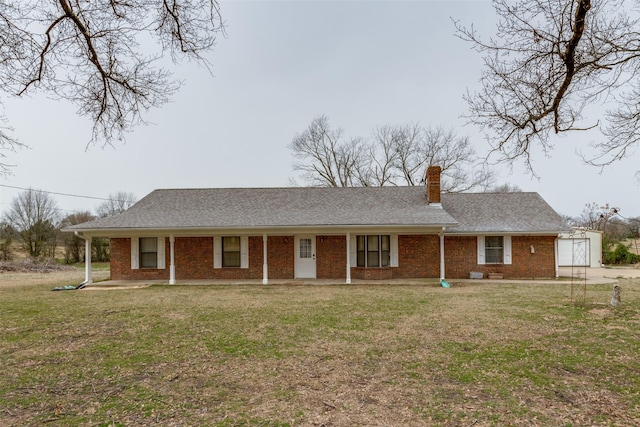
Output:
[299, 238, 312, 259]
[214, 236, 248, 269]
[222, 236, 241, 268]
[484, 236, 504, 264]
[139, 237, 158, 268]
[356, 235, 390, 268]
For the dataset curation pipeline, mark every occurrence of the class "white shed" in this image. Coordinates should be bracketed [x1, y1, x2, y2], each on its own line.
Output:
[557, 228, 603, 267]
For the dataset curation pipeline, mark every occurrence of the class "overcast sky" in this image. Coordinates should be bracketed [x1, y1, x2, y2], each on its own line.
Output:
[1, 0, 638, 220]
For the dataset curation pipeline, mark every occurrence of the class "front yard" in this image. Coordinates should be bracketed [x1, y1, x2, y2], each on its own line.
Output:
[1, 271, 639, 426]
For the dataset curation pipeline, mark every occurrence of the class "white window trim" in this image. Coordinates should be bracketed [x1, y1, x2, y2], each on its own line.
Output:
[131, 237, 165, 270]
[157, 237, 166, 269]
[131, 238, 139, 270]
[351, 234, 397, 268]
[477, 235, 512, 265]
[390, 235, 399, 267]
[214, 236, 248, 269]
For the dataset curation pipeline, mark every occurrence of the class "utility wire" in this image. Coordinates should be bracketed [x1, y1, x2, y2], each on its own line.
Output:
[0, 184, 124, 202]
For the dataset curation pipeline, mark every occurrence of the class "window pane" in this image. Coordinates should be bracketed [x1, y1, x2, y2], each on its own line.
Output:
[357, 251, 365, 267]
[222, 236, 241, 267]
[139, 238, 157, 268]
[367, 235, 379, 251]
[485, 236, 503, 249]
[223, 236, 240, 251]
[223, 252, 241, 268]
[381, 250, 390, 267]
[367, 250, 379, 267]
[485, 248, 503, 264]
[140, 252, 157, 268]
[140, 237, 157, 252]
[357, 236, 365, 251]
[485, 236, 503, 264]
[299, 238, 312, 258]
[381, 235, 390, 251]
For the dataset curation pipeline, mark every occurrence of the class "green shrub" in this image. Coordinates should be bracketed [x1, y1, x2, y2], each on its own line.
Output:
[604, 243, 639, 265]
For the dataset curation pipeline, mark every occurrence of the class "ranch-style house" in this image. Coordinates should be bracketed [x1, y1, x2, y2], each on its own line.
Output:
[66, 166, 569, 285]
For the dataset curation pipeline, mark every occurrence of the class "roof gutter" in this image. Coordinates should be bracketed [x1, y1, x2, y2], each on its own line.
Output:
[65, 223, 460, 238]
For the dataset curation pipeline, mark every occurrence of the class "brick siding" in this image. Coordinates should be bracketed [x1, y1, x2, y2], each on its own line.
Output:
[110, 234, 558, 281]
[316, 235, 347, 279]
[444, 235, 557, 279]
[110, 238, 170, 281]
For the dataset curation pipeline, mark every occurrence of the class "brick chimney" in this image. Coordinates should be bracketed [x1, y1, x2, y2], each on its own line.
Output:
[426, 165, 441, 205]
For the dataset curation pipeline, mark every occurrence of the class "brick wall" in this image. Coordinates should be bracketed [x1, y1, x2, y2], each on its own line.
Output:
[351, 267, 393, 280]
[267, 236, 294, 279]
[444, 235, 557, 279]
[393, 235, 440, 279]
[511, 235, 557, 278]
[111, 236, 295, 281]
[110, 238, 170, 281]
[110, 234, 558, 281]
[174, 236, 213, 279]
[316, 235, 347, 279]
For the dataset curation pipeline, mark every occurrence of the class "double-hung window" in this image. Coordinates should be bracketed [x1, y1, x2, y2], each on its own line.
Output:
[222, 236, 241, 268]
[131, 237, 165, 270]
[356, 235, 390, 268]
[478, 236, 512, 265]
[484, 236, 504, 264]
[139, 237, 158, 268]
[214, 236, 248, 269]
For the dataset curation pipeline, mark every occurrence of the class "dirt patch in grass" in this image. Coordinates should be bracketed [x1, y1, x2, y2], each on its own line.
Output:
[1, 275, 639, 426]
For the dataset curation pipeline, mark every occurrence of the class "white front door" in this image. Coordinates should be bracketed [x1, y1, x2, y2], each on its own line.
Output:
[295, 235, 316, 278]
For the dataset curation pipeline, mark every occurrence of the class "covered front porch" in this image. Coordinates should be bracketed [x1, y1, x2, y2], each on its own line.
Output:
[76, 228, 450, 286]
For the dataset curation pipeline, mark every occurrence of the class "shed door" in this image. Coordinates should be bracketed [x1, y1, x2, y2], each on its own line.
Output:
[295, 235, 316, 279]
[558, 239, 590, 267]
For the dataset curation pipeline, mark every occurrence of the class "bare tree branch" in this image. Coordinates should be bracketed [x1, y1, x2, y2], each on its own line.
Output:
[0, 0, 224, 173]
[456, 0, 640, 171]
[290, 117, 493, 192]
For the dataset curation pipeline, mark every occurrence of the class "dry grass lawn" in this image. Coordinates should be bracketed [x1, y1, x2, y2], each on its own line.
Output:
[1, 270, 639, 426]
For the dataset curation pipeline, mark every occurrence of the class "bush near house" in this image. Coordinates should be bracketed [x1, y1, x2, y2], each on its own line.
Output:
[604, 243, 639, 265]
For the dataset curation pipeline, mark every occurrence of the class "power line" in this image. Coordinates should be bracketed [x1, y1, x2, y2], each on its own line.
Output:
[0, 184, 121, 202]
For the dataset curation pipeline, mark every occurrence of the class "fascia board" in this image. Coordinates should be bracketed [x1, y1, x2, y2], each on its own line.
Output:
[445, 230, 569, 236]
[70, 223, 459, 238]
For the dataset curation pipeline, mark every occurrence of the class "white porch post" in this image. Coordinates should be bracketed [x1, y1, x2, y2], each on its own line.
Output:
[85, 236, 92, 284]
[262, 233, 268, 285]
[169, 235, 176, 285]
[346, 232, 351, 284]
[439, 228, 445, 280]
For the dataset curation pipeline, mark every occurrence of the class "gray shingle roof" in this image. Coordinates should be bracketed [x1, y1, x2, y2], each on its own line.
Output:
[441, 192, 569, 234]
[66, 187, 569, 235]
[68, 186, 458, 232]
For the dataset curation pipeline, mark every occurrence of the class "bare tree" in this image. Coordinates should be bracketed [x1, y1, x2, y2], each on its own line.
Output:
[290, 116, 493, 192]
[489, 183, 523, 193]
[3, 189, 60, 258]
[60, 211, 94, 263]
[95, 191, 137, 218]
[289, 116, 368, 187]
[455, 0, 640, 171]
[0, 220, 14, 261]
[576, 202, 619, 231]
[0, 0, 224, 173]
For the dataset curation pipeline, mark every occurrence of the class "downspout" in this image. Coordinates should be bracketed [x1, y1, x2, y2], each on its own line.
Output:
[554, 235, 559, 278]
[346, 232, 351, 284]
[439, 227, 445, 280]
[169, 235, 176, 285]
[439, 227, 450, 288]
[74, 232, 93, 286]
[263, 233, 268, 285]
